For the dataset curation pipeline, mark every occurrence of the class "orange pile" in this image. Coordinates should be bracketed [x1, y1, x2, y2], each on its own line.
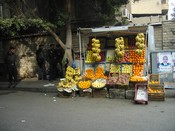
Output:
[83, 68, 94, 79]
[78, 80, 91, 89]
[148, 87, 163, 93]
[83, 67, 107, 80]
[129, 50, 145, 63]
[94, 67, 107, 79]
[132, 64, 144, 76]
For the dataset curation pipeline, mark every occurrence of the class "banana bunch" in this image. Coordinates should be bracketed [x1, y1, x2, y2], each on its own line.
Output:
[65, 66, 75, 80]
[115, 37, 125, 61]
[74, 68, 81, 75]
[91, 38, 101, 62]
[58, 79, 76, 88]
[135, 33, 145, 56]
[57, 66, 81, 89]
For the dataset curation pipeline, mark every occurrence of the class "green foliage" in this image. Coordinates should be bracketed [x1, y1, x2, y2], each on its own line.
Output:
[0, 16, 58, 37]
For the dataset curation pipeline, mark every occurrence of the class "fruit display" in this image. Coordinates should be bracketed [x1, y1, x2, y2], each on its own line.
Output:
[106, 73, 130, 85]
[94, 66, 107, 79]
[117, 74, 130, 85]
[83, 66, 107, 80]
[149, 80, 159, 84]
[83, 68, 94, 79]
[121, 64, 132, 76]
[129, 50, 145, 63]
[91, 38, 101, 62]
[106, 50, 115, 62]
[135, 33, 145, 56]
[77, 79, 92, 90]
[132, 64, 144, 76]
[92, 78, 106, 89]
[57, 66, 81, 89]
[85, 50, 94, 63]
[120, 50, 130, 62]
[110, 64, 120, 73]
[130, 76, 147, 82]
[115, 37, 125, 61]
[148, 86, 163, 93]
[106, 74, 119, 85]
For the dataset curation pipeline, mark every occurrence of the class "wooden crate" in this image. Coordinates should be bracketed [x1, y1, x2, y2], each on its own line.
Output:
[148, 74, 160, 84]
[148, 84, 165, 101]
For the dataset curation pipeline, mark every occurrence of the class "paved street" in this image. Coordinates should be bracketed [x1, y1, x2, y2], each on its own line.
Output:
[0, 90, 175, 131]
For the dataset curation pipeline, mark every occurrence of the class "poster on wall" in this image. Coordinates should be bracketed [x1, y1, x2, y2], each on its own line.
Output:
[172, 52, 175, 71]
[157, 52, 172, 72]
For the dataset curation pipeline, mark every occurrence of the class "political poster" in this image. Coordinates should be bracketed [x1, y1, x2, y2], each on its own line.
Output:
[157, 52, 172, 72]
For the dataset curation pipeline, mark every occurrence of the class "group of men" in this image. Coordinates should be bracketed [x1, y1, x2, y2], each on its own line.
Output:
[5, 43, 64, 88]
[36, 43, 64, 81]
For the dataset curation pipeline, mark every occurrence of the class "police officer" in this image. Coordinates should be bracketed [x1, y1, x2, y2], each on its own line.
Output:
[47, 44, 58, 82]
[36, 44, 47, 80]
[5, 46, 18, 88]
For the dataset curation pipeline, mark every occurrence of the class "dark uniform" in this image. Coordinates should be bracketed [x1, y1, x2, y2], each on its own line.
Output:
[5, 47, 18, 88]
[36, 45, 47, 80]
[47, 44, 58, 81]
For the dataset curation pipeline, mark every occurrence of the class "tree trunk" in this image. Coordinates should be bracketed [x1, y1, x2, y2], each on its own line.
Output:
[65, 0, 73, 66]
[48, 0, 73, 67]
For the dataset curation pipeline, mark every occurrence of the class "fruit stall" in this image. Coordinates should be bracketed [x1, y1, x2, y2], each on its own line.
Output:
[56, 26, 151, 99]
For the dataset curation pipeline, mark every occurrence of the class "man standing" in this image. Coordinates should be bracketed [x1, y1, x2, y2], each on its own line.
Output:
[5, 46, 18, 88]
[36, 44, 47, 80]
[47, 44, 58, 82]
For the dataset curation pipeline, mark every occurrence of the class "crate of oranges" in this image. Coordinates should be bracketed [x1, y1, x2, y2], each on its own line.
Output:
[77, 78, 92, 90]
[148, 84, 165, 101]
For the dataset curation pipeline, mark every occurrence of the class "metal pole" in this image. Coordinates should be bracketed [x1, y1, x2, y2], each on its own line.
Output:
[78, 28, 83, 74]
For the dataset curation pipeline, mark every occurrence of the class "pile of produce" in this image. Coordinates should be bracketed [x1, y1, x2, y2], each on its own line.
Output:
[85, 50, 94, 63]
[116, 74, 130, 85]
[106, 73, 130, 85]
[92, 78, 106, 89]
[110, 64, 120, 73]
[129, 50, 145, 63]
[115, 37, 125, 61]
[83, 68, 94, 79]
[91, 38, 101, 62]
[130, 76, 147, 82]
[94, 66, 107, 79]
[77, 79, 91, 90]
[106, 74, 119, 85]
[83, 67, 107, 80]
[57, 66, 81, 89]
[135, 33, 145, 56]
[121, 64, 132, 76]
[132, 64, 144, 76]
[149, 80, 159, 84]
[148, 86, 163, 93]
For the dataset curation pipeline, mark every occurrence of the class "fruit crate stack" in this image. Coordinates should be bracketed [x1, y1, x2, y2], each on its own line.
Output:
[148, 84, 165, 101]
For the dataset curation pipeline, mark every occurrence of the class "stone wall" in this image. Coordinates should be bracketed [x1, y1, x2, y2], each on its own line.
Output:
[154, 25, 163, 50]
[162, 21, 175, 50]
[2, 35, 57, 79]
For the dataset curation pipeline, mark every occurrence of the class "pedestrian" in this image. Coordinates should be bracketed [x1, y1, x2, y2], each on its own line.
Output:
[47, 44, 58, 82]
[36, 44, 47, 80]
[4, 46, 18, 88]
[56, 45, 64, 78]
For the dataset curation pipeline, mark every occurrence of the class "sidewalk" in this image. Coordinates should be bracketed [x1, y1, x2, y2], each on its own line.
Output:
[0, 78, 58, 93]
[0, 78, 175, 98]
